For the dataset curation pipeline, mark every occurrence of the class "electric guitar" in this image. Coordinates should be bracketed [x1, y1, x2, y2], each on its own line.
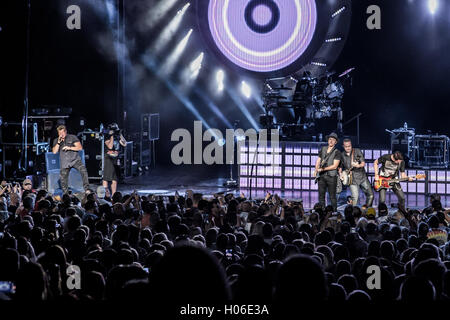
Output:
[373, 174, 426, 192]
[314, 161, 327, 184]
[314, 147, 337, 184]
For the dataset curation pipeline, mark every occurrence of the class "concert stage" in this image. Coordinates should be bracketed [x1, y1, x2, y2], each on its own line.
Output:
[120, 160, 450, 210]
[238, 140, 450, 196]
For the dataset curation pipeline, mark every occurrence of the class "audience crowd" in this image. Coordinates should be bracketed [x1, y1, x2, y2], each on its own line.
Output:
[1, 178, 450, 304]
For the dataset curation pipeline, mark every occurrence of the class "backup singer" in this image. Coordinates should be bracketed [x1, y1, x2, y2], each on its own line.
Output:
[339, 138, 374, 207]
[102, 123, 127, 196]
[52, 125, 89, 194]
[373, 151, 412, 209]
[314, 132, 341, 211]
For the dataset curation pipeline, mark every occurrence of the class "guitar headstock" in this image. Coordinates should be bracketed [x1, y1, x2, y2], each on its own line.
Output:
[415, 174, 426, 180]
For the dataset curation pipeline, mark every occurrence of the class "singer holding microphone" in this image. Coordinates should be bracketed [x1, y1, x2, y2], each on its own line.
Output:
[52, 125, 90, 194]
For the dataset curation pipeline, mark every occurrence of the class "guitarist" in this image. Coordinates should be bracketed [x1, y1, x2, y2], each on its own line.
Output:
[339, 139, 374, 207]
[373, 151, 412, 210]
[314, 132, 341, 211]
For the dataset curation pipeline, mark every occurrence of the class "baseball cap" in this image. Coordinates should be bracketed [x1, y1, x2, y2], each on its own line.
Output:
[22, 179, 32, 187]
[366, 207, 376, 218]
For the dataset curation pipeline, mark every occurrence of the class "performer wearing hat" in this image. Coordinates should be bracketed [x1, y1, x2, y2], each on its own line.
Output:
[314, 132, 341, 211]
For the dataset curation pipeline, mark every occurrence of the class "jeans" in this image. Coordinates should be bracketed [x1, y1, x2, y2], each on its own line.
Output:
[60, 159, 90, 194]
[378, 184, 405, 209]
[318, 174, 338, 211]
[349, 178, 374, 207]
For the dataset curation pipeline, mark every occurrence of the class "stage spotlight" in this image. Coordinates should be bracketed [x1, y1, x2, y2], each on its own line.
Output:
[180, 52, 203, 84]
[241, 81, 252, 99]
[311, 61, 327, 67]
[218, 138, 226, 147]
[216, 70, 225, 92]
[151, 2, 191, 55]
[160, 28, 193, 75]
[325, 37, 342, 43]
[428, 0, 438, 15]
[190, 52, 204, 74]
[332, 6, 346, 18]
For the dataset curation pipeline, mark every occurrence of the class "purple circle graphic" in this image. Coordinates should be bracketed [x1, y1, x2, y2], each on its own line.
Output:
[253, 5, 272, 26]
[208, 0, 317, 73]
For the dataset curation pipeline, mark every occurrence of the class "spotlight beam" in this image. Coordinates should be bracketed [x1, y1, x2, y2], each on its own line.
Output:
[428, 0, 438, 15]
[144, 0, 181, 30]
[159, 29, 193, 76]
[193, 88, 234, 128]
[150, 2, 191, 55]
[142, 55, 217, 138]
[226, 88, 260, 130]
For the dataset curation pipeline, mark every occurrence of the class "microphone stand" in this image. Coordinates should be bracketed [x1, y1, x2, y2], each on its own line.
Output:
[224, 120, 239, 189]
[248, 145, 258, 201]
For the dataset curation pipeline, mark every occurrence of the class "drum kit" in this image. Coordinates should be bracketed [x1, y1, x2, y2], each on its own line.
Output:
[261, 68, 355, 136]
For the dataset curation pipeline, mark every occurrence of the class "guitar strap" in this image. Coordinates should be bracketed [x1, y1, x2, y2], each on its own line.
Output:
[349, 149, 354, 183]
[321, 146, 336, 167]
[350, 149, 354, 169]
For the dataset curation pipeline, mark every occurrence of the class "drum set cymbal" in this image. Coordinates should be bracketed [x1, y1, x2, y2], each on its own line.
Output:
[339, 67, 355, 78]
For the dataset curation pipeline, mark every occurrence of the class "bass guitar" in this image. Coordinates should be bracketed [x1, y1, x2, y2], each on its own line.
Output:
[373, 174, 426, 192]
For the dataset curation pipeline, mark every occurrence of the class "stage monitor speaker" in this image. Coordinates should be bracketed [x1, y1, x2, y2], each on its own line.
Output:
[141, 114, 150, 141]
[149, 113, 160, 141]
[140, 139, 150, 167]
[45, 150, 85, 172]
[46, 169, 84, 195]
[45, 151, 85, 195]
[123, 141, 133, 179]
[78, 132, 103, 179]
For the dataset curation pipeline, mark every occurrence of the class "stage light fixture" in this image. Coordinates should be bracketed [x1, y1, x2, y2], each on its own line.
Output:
[332, 6, 346, 18]
[325, 37, 342, 43]
[241, 81, 252, 99]
[216, 70, 225, 92]
[311, 61, 327, 67]
[189, 52, 204, 73]
[428, 0, 438, 15]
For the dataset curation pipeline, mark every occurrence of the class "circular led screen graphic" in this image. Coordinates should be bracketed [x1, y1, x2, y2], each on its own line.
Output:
[208, 0, 317, 73]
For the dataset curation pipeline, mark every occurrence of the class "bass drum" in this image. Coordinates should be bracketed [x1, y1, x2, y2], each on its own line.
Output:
[325, 82, 344, 100]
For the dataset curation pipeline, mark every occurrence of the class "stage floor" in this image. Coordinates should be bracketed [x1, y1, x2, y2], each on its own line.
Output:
[116, 166, 450, 211]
